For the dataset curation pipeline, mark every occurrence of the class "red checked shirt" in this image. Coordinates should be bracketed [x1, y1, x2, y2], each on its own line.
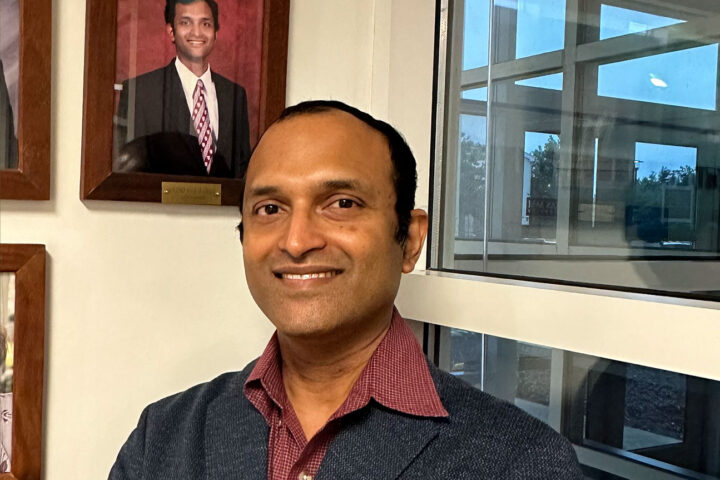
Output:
[243, 307, 449, 480]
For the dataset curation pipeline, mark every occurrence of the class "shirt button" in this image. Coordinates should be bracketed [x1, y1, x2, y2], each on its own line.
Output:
[298, 473, 313, 480]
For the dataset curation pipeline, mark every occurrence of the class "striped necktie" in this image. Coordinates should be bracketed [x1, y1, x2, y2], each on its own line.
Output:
[192, 79, 214, 173]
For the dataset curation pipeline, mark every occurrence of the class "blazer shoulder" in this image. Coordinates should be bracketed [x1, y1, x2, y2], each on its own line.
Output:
[122, 63, 175, 89]
[211, 70, 247, 94]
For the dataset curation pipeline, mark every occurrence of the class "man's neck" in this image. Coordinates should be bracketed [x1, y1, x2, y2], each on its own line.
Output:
[277, 313, 392, 441]
[177, 57, 209, 77]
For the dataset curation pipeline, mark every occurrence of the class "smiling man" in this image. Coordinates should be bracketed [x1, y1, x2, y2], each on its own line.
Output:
[112, 0, 250, 178]
[109, 101, 583, 479]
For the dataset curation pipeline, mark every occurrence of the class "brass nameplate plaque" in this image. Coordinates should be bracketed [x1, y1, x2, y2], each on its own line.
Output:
[161, 182, 221, 205]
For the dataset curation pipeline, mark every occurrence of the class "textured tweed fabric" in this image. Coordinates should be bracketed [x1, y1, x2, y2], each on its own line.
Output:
[109, 320, 583, 479]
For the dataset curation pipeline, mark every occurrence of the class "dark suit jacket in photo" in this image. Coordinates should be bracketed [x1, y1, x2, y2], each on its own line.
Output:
[108, 359, 583, 479]
[113, 61, 250, 178]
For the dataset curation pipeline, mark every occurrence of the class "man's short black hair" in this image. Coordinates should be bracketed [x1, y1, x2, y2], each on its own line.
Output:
[239, 100, 418, 245]
[165, 0, 220, 31]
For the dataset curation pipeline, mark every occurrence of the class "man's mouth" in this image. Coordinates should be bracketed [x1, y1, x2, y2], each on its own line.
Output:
[274, 270, 341, 280]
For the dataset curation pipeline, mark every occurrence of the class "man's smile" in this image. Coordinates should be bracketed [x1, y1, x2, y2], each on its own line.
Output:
[273, 268, 343, 280]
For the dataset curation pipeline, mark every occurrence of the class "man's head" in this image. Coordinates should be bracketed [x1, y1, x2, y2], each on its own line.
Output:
[240, 101, 419, 245]
[165, 0, 219, 70]
[240, 101, 428, 340]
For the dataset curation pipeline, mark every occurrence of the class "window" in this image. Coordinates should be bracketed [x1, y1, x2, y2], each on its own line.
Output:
[431, 327, 720, 479]
[428, 1, 720, 478]
[434, 0, 720, 298]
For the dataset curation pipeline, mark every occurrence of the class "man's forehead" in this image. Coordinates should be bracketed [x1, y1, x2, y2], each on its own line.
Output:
[176, 1, 212, 14]
[253, 110, 389, 159]
[244, 111, 394, 196]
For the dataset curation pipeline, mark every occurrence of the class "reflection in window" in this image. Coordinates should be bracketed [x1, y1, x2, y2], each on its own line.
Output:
[522, 132, 560, 236]
[598, 44, 719, 110]
[461, 87, 488, 101]
[599, 5, 684, 40]
[437, 327, 720, 479]
[440, 0, 720, 296]
[515, 72, 563, 91]
[513, 0, 566, 59]
[463, 0, 490, 70]
[628, 143, 696, 246]
[456, 115, 487, 239]
[623, 365, 685, 451]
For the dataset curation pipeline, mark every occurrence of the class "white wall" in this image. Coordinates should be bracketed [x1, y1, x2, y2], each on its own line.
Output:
[0, 0, 420, 478]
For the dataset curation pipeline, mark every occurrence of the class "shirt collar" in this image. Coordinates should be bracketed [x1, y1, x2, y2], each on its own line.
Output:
[245, 307, 448, 420]
[174, 57, 213, 90]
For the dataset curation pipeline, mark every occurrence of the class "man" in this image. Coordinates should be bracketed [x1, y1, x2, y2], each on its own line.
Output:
[109, 101, 583, 479]
[113, 0, 250, 178]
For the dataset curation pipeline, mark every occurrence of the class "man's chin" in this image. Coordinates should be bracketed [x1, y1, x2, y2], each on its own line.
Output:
[268, 308, 344, 340]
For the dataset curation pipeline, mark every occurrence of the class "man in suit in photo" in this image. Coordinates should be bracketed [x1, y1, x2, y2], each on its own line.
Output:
[113, 0, 250, 178]
[109, 101, 583, 479]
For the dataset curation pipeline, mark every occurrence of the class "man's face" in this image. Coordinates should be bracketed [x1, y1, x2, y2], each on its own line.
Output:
[242, 111, 426, 340]
[166, 1, 217, 67]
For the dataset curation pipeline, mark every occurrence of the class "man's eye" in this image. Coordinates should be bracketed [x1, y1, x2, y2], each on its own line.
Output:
[257, 204, 279, 215]
[337, 199, 356, 209]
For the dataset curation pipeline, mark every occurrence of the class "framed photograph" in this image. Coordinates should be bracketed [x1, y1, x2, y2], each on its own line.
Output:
[81, 0, 290, 205]
[0, 0, 52, 200]
[0, 244, 46, 480]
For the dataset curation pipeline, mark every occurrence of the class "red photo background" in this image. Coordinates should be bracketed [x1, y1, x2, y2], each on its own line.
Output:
[114, 0, 264, 145]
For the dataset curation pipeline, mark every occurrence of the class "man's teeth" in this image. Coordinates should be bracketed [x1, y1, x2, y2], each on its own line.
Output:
[282, 271, 337, 280]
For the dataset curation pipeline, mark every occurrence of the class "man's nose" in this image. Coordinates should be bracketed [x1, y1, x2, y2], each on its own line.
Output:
[278, 210, 326, 259]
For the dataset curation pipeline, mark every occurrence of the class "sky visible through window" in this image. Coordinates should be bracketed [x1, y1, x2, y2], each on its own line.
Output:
[598, 44, 718, 111]
[462, 2, 718, 108]
[599, 5, 684, 40]
[634, 142, 697, 180]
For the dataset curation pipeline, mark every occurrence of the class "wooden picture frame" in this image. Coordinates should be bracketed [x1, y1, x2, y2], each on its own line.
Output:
[80, 0, 290, 205]
[0, 0, 52, 200]
[0, 244, 46, 480]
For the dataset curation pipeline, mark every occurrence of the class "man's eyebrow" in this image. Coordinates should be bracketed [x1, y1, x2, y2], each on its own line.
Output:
[321, 179, 363, 191]
[246, 180, 365, 199]
[247, 185, 279, 197]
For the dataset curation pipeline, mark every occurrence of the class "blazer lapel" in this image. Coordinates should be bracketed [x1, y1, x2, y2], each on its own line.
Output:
[211, 71, 233, 172]
[205, 391, 269, 480]
[163, 61, 193, 134]
[316, 405, 443, 480]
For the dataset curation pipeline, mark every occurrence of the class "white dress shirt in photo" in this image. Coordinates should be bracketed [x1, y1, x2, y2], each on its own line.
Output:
[175, 57, 220, 142]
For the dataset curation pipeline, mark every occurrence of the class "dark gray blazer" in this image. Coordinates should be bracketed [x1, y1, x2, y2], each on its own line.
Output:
[113, 61, 250, 178]
[109, 360, 583, 479]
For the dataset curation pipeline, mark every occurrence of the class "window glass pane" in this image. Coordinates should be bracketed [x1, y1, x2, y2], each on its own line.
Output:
[510, 0, 565, 58]
[462, 87, 488, 101]
[463, 0, 490, 70]
[438, 0, 720, 299]
[623, 365, 685, 450]
[456, 114, 487, 240]
[599, 5, 684, 40]
[598, 45, 718, 110]
[515, 72, 563, 91]
[447, 328, 483, 388]
[436, 326, 720, 479]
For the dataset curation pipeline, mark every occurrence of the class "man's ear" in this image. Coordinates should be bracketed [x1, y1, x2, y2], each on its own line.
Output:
[402, 209, 428, 273]
[166, 23, 175, 43]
